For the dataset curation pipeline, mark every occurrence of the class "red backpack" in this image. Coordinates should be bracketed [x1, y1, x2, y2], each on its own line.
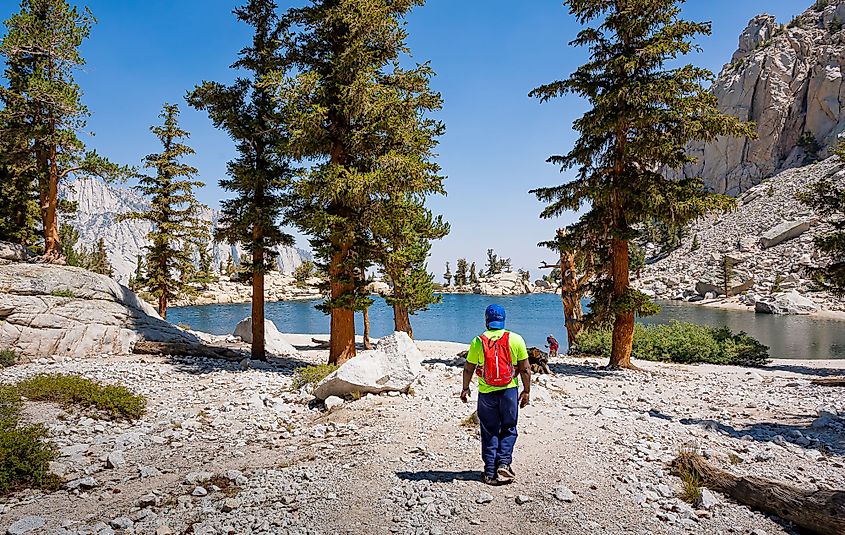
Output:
[476, 331, 514, 387]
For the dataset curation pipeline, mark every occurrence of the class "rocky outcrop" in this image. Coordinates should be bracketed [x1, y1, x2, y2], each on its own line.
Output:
[444, 272, 541, 296]
[62, 178, 311, 284]
[233, 317, 297, 357]
[671, 2, 845, 195]
[636, 158, 845, 312]
[313, 332, 422, 400]
[0, 261, 196, 359]
[173, 273, 324, 306]
[755, 291, 820, 315]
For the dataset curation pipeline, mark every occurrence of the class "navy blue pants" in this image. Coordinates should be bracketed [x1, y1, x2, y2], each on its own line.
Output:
[477, 388, 519, 477]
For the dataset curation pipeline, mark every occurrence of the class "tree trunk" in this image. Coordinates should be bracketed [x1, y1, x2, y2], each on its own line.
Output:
[393, 303, 413, 339]
[38, 131, 60, 259]
[609, 237, 635, 369]
[559, 244, 581, 350]
[328, 244, 356, 365]
[673, 452, 845, 535]
[362, 306, 373, 350]
[252, 243, 266, 361]
[158, 285, 167, 320]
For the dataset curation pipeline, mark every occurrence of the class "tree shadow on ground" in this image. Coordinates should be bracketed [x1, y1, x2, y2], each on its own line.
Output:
[547, 361, 629, 379]
[396, 470, 480, 483]
[164, 353, 318, 377]
[678, 416, 844, 456]
[764, 363, 845, 378]
[421, 357, 463, 368]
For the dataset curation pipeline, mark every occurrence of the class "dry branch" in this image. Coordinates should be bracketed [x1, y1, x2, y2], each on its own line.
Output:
[673, 451, 845, 535]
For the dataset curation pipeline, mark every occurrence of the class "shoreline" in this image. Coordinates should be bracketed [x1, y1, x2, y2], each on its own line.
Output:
[676, 295, 845, 321]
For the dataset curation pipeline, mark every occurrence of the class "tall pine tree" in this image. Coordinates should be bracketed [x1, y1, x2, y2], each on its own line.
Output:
[120, 104, 208, 319]
[0, 0, 127, 258]
[188, 0, 294, 359]
[530, 0, 754, 368]
[279, 0, 445, 364]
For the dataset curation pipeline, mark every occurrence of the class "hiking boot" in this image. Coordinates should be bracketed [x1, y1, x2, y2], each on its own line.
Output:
[482, 474, 500, 486]
[497, 464, 516, 482]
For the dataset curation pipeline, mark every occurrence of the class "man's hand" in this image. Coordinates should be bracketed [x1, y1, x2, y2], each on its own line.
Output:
[519, 390, 530, 408]
[460, 388, 470, 404]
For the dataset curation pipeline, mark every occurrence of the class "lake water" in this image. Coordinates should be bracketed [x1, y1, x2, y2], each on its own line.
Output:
[168, 294, 845, 360]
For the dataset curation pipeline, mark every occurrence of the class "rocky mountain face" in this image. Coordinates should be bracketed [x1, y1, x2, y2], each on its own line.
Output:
[61, 178, 311, 285]
[671, 1, 845, 195]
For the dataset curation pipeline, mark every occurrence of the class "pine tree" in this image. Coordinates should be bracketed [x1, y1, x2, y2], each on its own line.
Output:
[279, 0, 444, 364]
[194, 242, 216, 288]
[486, 249, 500, 275]
[129, 254, 144, 292]
[721, 256, 734, 297]
[188, 0, 294, 359]
[455, 258, 468, 286]
[88, 237, 113, 277]
[374, 200, 448, 337]
[530, 0, 754, 368]
[444, 262, 452, 287]
[119, 104, 209, 319]
[797, 143, 845, 295]
[58, 223, 87, 267]
[469, 262, 478, 284]
[0, 0, 127, 258]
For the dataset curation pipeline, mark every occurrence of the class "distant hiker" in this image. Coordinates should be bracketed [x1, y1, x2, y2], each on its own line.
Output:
[461, 304, 531, 486]
[546, 334, 559, 358]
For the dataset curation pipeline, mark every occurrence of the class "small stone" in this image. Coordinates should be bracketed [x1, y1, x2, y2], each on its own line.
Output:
[553, 486, 575, 502]
[221, 498, 241, 512]
[110, 517, 134, 530]
[476, 492, 494, 504]
[139, 465, 161, 478]
[192, 486, 208, 497]
[698, 488, 719, 510]
[324, 396, 344, 410]
[137, 493, 159, 507]
[66, 476, 98, 490]
[7, 516, 46, 535]
[515, 495, 533, 505]
[155, 527, 174, 535]
[106, 451, 125, 469]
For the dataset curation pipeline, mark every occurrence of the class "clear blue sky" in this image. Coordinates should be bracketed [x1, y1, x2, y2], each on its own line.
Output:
[2, 0, 807, 279]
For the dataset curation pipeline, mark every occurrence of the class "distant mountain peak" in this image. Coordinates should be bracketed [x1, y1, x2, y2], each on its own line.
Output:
[60, 178, 311, 284]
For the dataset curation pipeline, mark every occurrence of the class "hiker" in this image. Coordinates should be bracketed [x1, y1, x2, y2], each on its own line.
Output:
[460, 304, 531, 485]
[546, 334, 559, 358]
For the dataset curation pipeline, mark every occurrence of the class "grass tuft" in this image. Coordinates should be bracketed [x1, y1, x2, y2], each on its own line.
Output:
[0, 386, 60, 495]
[678, 464, 703, 504]
[0, 350, 17, 369]
[291, 364, 337, 391]
[50, 289, 76, 298]
[461, 411, 480, 428]
[15, 374, 146, 421]
[209, 474, 241, 497]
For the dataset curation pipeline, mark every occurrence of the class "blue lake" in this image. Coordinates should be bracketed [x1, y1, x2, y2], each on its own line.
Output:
[168, 294, 845, 360]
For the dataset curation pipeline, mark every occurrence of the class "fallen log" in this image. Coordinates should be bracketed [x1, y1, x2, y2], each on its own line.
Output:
[133, 341, 245, 361]
[673, 451, 845, 535]
[811, 377, 845, 387]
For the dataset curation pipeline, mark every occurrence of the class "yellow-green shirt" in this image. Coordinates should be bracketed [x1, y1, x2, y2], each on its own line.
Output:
[467, 329, 529, 394]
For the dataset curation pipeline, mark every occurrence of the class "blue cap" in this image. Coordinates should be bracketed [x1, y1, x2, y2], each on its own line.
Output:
[485, 304, 506, 330]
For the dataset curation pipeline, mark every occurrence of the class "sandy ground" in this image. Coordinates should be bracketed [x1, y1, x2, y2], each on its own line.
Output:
[0, 336, 843, 535]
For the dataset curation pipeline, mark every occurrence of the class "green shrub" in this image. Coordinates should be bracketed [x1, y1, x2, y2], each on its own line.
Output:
[291, 364, 337, 391]
[0, 350, 17, 368]
[0, 387, 60, 495]
[15, 374, 146, 421]
[575, 321, 770, 367]
[50, 289, 76, 298]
